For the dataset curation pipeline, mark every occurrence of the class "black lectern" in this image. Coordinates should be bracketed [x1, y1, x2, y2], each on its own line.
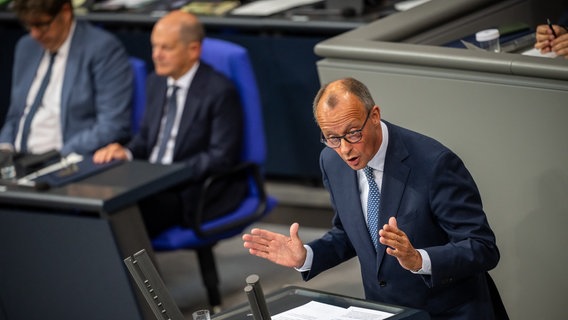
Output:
[0, 161, 192, 320]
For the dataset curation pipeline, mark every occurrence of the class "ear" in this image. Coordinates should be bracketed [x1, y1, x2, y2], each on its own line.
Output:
[371, 105, 381, 124]
[190, 41, 202, 59]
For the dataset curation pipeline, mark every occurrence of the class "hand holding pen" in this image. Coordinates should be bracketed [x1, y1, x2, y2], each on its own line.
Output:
[547, 18, 558, 38]
[534, 18, 568, 58]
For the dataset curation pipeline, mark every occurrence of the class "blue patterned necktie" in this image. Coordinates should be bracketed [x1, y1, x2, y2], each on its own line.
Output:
[20, 52, 57, 153]
[364, 166, 381, 250]
[156, 85, 179, 163]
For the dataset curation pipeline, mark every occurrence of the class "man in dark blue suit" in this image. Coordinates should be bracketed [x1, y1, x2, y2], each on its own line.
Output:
[243, 78, 507, 319]
[93, 11, 245, 237]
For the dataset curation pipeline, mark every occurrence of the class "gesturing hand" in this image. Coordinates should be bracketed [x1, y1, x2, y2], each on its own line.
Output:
[379, 217, 422, 272]
[242, 222, 307, 268]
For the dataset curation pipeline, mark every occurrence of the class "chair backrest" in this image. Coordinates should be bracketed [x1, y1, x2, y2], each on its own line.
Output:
[129, 57, 147, 135]
[200, 38, 266, 166]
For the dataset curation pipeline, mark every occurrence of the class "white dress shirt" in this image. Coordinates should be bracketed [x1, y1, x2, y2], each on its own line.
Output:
[14, 22, 76, 154]
[149, 62, 199, 164]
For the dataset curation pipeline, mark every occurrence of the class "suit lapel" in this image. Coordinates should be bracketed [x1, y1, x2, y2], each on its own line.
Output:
[60, 22, 85, 130]
[147, 79, 168, 151]
[20, 49, 44, 113]
[376, 122, 410, 272]
[328, 151, 377, 257]
[173, 64, 206, 158]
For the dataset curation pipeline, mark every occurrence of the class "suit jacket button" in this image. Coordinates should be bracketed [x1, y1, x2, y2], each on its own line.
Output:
[379, 280, 387, 287]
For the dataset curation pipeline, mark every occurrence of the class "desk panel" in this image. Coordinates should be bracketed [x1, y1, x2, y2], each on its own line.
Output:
[0, 208, 143, 320]
[0, 161, 193, 320]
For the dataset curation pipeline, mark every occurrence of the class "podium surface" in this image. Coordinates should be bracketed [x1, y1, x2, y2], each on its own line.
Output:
[0, 160, 192, 320]
[0, 160, 191, 213]
[213, 286, 429, 320]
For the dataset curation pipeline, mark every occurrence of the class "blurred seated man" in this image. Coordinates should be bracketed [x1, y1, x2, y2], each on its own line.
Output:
[93, 11, 246, 237]
[0, 0, 132, 157]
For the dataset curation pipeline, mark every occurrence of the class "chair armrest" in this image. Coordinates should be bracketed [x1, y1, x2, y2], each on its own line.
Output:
[192, 162, 267, 238]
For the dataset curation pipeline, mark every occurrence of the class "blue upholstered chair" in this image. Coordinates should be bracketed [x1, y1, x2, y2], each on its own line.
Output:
[128, 57, 147, 135]
[151, 38, 278, 311]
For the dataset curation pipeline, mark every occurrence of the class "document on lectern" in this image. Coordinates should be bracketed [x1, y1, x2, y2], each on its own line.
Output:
[272, 301, 394, 320]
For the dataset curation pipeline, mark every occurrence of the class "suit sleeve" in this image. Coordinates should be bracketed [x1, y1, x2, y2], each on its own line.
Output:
[0, 37, 38, 146]
[176, 80, 243, 181]
[425, 150, 500, 287]
[302, 151, 357, 281]
[60, 33, 132, 155]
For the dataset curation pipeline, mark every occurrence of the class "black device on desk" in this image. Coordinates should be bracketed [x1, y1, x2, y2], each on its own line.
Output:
[0, 149, 60, 178]
[124, 250, 274, 320]
[245, 274, 272, 320]
[124, 249, 186, 320]
[0, 149, 60, 190]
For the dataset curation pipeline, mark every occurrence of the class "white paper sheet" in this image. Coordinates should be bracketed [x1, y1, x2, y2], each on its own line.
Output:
[522, 48, 558, 58]
[272, 301, 394, 320]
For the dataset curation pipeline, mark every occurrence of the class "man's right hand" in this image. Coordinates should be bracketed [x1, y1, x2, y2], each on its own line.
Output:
[92, 143, 128, 164]
[242, 222, 307, 269]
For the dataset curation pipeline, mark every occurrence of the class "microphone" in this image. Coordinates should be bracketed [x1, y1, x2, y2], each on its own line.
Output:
[244, 274, 271, 320]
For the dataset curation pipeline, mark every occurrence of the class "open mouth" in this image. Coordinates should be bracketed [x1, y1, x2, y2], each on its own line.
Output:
[346, 155, 359, 166]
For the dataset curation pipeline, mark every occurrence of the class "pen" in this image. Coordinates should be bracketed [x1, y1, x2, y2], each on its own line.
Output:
[547, 18, 557, 37]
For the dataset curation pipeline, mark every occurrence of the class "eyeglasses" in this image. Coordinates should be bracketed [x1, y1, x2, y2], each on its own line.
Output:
[21, 13, 58, 33]
[320, 110, 372, 148]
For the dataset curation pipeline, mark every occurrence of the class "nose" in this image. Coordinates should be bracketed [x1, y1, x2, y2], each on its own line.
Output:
[338, 138, 351, 154]
[152, 47, 163, 60]
[29, 27, 44, 40]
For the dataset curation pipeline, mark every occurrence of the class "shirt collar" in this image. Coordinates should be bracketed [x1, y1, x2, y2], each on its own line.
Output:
[367, 121, 389, 172]
[167, 61, 199, 90]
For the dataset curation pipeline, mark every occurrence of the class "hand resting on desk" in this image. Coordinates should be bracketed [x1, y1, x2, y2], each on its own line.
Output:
[93, 143, 130, 164]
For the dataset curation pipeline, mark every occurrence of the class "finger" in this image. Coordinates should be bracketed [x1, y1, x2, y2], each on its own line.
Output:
[245, 233, 273, 247]
[536, 25, 549, 35]
[103, 152, 114, 163]
[100, 152, 113, 164]
[92, 152, 102, 164]
[385, 247, 397, 257]
[250, 228, 276, 239]
[388, 216, 398, 229]
[552, 39, 568, 53]
[382, 219, 401, 235]
[380, 236, 398, 250]
[289, 222, 301, 241]
[535, 41, 550, 51]
[244, 240, 270, 252]
[248, 247, 270, 259]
